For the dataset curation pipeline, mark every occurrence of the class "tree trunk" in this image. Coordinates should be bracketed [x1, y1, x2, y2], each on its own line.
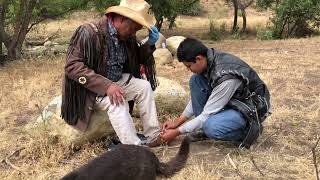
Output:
[0, 1, 7, 56]
[5, 0, 37, 60]
[241, 9, 247, 32]
[232, 0, 238, 32]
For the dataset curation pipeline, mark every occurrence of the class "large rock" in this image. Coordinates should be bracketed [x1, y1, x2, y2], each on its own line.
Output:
[29, 77, 187, 146]
[166, 36, 186, 57]
[27, 96, 115, 147]
[154, 77, 188, 115]
[153, 48, 173, 65]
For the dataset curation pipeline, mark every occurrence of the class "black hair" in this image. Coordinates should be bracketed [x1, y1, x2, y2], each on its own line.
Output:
[177, 38, 208, 62]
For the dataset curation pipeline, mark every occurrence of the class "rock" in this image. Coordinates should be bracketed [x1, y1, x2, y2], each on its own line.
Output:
[166, 36, 186, 57]
[43, 45, 67, 56]
[154, 77, 188, 115]
[27, 95, 115, 147]
[153, 48, 173, 65]
[29, 77, 188, 146]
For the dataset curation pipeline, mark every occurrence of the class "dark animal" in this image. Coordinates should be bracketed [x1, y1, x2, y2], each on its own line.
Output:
[61, 137, 190, 180]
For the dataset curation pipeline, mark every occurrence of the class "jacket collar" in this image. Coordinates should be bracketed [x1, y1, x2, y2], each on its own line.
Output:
[204, 48, 215, 77]
[96, 15, 109, 36]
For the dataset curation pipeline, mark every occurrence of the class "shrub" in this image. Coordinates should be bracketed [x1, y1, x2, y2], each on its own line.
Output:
[257, 29, 274, 40]
[209, 20, 221, 41]
[265, 0, 320, 38]
[220, 22, 227, 33]
[231, 30, 241, 40]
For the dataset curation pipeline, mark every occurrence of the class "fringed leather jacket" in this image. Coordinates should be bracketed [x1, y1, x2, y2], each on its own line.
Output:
[61, 15, 157, 131]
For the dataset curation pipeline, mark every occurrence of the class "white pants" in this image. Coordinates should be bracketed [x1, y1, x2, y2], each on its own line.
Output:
[94, 74, 160, 145]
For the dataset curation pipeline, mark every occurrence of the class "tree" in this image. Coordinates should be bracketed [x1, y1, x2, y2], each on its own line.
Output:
[0, 0, 202, 61]
[256, 0, 320, 38]
[271, 0, 320, 38]
[0, 0, 94, 60]
[147, 0, 200, 31]
[227, 0, 255, 32]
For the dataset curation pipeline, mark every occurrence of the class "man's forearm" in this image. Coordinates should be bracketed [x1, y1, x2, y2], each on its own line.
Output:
[175, 115, 187, 127]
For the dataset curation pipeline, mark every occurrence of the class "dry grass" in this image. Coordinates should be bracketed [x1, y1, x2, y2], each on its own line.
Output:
[1, 1, 320, 179]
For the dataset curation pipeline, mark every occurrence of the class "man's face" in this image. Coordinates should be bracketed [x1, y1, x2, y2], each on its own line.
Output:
[182, 55, 207, 74]
[117, 17, 143, 40]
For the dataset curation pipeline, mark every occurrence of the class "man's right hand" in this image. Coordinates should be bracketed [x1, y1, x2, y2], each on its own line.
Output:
[106, 83, 124, 106]
[161, 115, 187, 132]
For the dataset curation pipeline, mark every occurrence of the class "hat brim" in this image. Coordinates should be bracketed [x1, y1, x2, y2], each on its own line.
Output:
[106, 6, 154, 30]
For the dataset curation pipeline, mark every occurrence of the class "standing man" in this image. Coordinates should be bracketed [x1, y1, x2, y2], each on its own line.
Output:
[161, 38, 271, 149]
[61, 0, 164, 147]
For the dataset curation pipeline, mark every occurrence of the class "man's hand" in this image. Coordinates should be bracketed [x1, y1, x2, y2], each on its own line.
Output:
[106, 83, 124, 105]
[147, 26, 159, 45]
[161, 120, 179, 131]
[160, 129, 180, 143]
[161, 115, 187, 132]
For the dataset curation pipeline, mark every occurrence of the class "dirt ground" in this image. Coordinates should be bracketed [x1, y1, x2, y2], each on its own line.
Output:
[0, 1, 320, 179]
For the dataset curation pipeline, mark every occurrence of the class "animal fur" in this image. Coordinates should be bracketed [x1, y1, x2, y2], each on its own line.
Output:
[61, 137, 190, 180]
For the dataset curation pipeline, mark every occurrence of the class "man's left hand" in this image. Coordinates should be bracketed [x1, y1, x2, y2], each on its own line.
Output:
[148, 26, 159, 45]
[160, 129, 180, 143]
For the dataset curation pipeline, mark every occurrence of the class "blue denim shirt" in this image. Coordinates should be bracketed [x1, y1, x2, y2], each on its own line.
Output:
[106, 19, 127, 82]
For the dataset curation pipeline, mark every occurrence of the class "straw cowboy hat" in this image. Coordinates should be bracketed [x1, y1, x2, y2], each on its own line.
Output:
[106, 0, 154, 30]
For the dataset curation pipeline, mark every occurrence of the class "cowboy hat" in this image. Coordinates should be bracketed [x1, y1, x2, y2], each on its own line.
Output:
[106, 0, 154, 30]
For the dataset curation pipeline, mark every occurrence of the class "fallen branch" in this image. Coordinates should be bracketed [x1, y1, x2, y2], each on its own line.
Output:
[2, 147, 26, 174]
[250, 156, 265, 176]
[312, 137, 320, 180]
[227, 153, 244, 179]
[25, 29, 60, 46]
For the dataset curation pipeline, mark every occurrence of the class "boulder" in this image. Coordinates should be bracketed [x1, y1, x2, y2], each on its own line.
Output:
[154, 77, 188, 115]
[44, 44, 67, 56]
[27, 96, 115, 147]
[153, 48, 173, 65]
[166, 36, 186, 57]
[29, 77, 187, 146]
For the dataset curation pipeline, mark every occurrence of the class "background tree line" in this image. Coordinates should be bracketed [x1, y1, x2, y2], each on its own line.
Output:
[0, 0, 319, 62]
[0, 0, 200, 61]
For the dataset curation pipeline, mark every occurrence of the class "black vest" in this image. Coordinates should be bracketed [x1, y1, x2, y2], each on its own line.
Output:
[206, 48, 271, 123]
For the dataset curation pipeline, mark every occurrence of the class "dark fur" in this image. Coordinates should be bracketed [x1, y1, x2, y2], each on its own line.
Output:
[61, 137, 190, 180]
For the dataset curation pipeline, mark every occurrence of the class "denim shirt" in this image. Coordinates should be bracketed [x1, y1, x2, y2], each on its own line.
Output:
[106, 19, 127, 82]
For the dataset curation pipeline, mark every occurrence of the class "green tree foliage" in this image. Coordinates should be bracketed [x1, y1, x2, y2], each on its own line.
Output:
[94, 0, 120, 13]
[256, 0, 276, 10]
[0, 0, 201, 60]
[271, 0, 320, 38]
[147, 0, 200, 30]
[256, 0, 320, 38]
[0, 0, 92, 60]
